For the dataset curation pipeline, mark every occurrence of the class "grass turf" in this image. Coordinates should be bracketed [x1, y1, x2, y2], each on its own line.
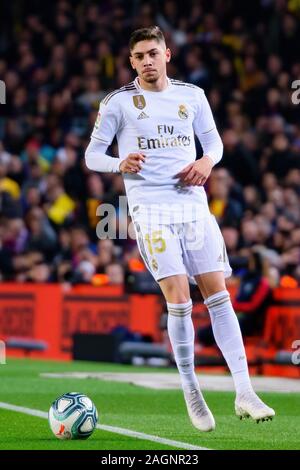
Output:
[0, 358, 299, 450]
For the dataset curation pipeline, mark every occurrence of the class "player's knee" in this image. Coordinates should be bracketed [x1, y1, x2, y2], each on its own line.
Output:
[162, 287, 189, 304]
[205, 286, 227, 299]
[159, 275, 190, 303]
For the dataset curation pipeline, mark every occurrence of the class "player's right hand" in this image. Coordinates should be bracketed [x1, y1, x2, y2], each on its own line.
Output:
[119, 153, 146, 173]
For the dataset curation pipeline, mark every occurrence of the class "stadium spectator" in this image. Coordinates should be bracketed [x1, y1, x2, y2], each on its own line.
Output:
[0, 0, 300, 286]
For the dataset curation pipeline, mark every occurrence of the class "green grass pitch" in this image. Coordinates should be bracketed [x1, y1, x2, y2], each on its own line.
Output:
[0, 358, 299, 450]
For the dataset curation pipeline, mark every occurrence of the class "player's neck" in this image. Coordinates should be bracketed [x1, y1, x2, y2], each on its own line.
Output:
[137, 75, 168, 92]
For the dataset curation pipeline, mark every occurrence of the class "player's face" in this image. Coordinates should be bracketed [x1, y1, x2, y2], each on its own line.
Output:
[130, 40, 171, 83]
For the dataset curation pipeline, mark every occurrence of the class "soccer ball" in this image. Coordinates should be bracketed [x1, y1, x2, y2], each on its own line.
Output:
[48, 392, 98, 440]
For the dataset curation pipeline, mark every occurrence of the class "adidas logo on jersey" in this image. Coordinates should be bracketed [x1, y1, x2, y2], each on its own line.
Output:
[137, 111, 149, 119]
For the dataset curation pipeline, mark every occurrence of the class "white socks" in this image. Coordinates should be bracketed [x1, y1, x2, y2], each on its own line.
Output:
[167, 299, 199, 391]
[204, 290, 253, 395]
[167, 291, 253, 396]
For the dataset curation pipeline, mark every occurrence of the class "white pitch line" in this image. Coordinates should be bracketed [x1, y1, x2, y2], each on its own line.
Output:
[0, 401, 210, 451]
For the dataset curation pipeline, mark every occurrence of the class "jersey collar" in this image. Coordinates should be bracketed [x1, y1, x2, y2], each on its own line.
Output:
[134, 76, 172, 92]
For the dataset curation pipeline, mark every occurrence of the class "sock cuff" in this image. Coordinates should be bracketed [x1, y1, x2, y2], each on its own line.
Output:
[204, 290, 230, 308]
[167, 299, 192, 316]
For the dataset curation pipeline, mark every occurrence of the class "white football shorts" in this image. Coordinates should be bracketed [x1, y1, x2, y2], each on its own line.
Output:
[133, 213, 232, 284]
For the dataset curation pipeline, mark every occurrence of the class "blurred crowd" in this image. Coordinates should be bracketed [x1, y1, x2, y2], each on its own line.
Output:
[0, 0, 300, 287]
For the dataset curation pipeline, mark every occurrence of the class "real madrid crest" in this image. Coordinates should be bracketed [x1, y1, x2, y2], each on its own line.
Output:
[178, 104, 189, 119]
[133, 95, 146, 110]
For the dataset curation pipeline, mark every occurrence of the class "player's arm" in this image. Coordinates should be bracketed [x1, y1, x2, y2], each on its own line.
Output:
[177, 89, 223, 186]
[85, 97, 145, 174]
[85, 139, 145, 174]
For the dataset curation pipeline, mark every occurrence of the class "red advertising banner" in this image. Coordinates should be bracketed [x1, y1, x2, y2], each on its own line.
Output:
[0, 283, 299, 361]
[0, 284, 165, 359]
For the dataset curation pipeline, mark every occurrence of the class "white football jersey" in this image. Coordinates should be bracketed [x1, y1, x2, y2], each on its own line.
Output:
[91, 77, 222, 222]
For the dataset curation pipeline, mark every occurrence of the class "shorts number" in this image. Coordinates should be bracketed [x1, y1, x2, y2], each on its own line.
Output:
[145, 231, 166, 254]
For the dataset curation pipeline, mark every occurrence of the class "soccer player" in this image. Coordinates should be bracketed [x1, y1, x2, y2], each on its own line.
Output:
[85, 26, 275, 431]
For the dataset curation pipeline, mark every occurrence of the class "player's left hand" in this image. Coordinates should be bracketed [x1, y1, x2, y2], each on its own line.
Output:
[176, 155, 214, 186]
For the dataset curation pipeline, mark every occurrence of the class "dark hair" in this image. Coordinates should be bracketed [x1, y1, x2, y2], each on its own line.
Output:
[129, 26, 166, 52]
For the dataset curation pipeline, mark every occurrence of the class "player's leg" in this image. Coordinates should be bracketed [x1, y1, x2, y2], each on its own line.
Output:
[159, 274, 197, 390]
[159, 273, 215, 432]
[195, 271, 275, 422]
[183, 214, 275, 422]
[195, 271, 254, 396]
[133, 219, 215, 431]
